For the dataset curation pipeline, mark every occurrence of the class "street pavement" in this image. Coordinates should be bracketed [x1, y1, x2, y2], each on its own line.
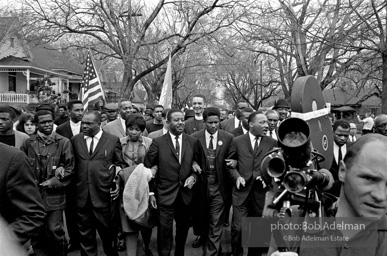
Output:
[68, 224, 232, 256]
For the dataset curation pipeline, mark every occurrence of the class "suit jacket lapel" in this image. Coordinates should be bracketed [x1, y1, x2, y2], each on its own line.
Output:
[198, 131, 208, 157]
[181, 134, 187, 161]
[256, 136, 266, 157]
[216, 131, 223, 157]
[244, 134, 254, 155]
[116, 119, 126, 137]
[91, 132, 108, 158]
[165, 133, 179, 162]
[80, 135, 89, 157]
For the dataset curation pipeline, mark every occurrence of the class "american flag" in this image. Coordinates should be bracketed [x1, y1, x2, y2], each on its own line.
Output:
[81, 51, 104, 110]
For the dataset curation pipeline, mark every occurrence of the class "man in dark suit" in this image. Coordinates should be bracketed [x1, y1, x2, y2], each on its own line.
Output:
[230, 107, 253, 137]
[265, 109, 279, 140]
[0, 142, 46, 245]
[56, 100, 84, 139]
[184, 94, 206, 135]
[71, 111, 126, 256]
[144, 109, 203, 256]
[220, 100, 248, 133]
[191, 107, 234, 256]
[56, 99, 84, 252]
[327, 119, 351, 197]
[227, 111, 277, 256]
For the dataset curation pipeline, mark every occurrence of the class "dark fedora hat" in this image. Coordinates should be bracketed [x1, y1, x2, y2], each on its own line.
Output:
[273, 99, 290, 109]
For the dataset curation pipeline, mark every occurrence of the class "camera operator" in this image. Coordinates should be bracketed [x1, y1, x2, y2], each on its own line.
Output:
[271, 134, 387, 256]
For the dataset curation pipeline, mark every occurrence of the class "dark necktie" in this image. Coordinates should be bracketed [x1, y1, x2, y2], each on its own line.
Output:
[175, 136, 180, 159]
[337, 146, 342, 164]
[270, 130, 273, 138]
[209, 135, 214, 150]
[254, 137, 259, 155]
[89, 136, 94, 156]
[238, 120, 241, 128]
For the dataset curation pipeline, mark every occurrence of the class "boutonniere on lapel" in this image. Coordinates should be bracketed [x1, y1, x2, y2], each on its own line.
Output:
[218, 141, 223, 146]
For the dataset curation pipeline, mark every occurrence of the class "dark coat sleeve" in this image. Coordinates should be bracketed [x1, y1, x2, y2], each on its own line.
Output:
[6, 151, 46, 244]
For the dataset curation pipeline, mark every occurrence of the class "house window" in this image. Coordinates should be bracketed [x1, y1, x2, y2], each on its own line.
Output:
[8, 72, 16, 92]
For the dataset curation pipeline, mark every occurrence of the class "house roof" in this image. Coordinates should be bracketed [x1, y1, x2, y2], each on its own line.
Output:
[0, 17, 83, 77]
[323, 87, 380, 107]
[27, 43, 84, 75]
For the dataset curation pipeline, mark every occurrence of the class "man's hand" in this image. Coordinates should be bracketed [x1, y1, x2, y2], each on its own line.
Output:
[236, 177, 245, 189]
[110, 177, 121, 200]
[55, 166, 65, 180]
[149, 195, 157, 209]
[226, 159, 237, 168]
[271, 251, 298, 256]
[184, 176, 196, 189]
[40, 179, 54, 188]
[192, 161, 202, 174]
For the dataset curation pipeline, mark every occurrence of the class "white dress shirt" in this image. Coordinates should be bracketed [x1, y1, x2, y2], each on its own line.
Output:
[205, 130, 218, 149]
[242, 126, 248, 135]
[249, 132, 261, 150]
[119, 116, 126, 133]
[70, 120, 81, 136]
[170, 132, 182, 163]
[333, 142, 347, 164]
[268, 130, 277, 140]
[84, 129, 103, 153]
[234, 117, 241, 129]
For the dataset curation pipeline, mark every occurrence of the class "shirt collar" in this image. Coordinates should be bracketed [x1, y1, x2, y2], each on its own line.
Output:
[169, 132, 181, 140]
[248, 131, 260, 142]
[84, 129, 103, 140]
[205, 130, 218, 141]
[70, 120, 81, 126]
[37, 131, 56, 144]
[162, 127, 168, 134]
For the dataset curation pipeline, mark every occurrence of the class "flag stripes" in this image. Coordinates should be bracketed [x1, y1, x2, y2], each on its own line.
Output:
[81, 51, 104, 110]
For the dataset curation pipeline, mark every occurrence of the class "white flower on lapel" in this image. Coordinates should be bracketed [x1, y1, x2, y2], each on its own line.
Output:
[218, 141, 223, 146]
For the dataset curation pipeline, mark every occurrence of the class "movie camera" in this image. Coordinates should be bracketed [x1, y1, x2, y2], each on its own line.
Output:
[261, 76, 334, 251]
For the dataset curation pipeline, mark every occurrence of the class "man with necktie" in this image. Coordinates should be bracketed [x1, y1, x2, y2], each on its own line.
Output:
[191, 107, 234, 256]
[227, 111, 277, 256]
[327, 119, 351, 197]
[348, 123, 359, 142]
[71, 111, 126, 256]
[144, 109, 203, 256]
[265, 109, 279, 140]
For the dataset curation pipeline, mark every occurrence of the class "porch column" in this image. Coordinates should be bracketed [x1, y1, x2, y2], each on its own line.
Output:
[26, 69, 30, 91]
[26, 69, 30, 104]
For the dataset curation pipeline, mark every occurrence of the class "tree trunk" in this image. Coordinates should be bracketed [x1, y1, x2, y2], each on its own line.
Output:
[382, 51, 387, 114]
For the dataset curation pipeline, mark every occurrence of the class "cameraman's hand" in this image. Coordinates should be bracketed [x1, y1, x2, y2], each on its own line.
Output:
[236, 177, 245, 189]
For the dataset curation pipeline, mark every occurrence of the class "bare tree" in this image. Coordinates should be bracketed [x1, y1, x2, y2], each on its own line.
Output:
[347, 0, 387, 113]
[19, 0, 244, 102]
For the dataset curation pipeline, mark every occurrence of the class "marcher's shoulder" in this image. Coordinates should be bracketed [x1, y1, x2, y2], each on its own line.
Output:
[103, 131, 120, 141]
[15, 130, 29, 140]
[219, 130, 234, 140]
[191, 130, 204, 138]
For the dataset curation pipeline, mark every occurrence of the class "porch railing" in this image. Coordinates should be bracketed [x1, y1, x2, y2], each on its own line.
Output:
[0, 93, 29, 104]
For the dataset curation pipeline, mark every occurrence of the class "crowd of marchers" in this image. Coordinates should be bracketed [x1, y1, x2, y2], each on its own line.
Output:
[1, 95, 387, 256]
